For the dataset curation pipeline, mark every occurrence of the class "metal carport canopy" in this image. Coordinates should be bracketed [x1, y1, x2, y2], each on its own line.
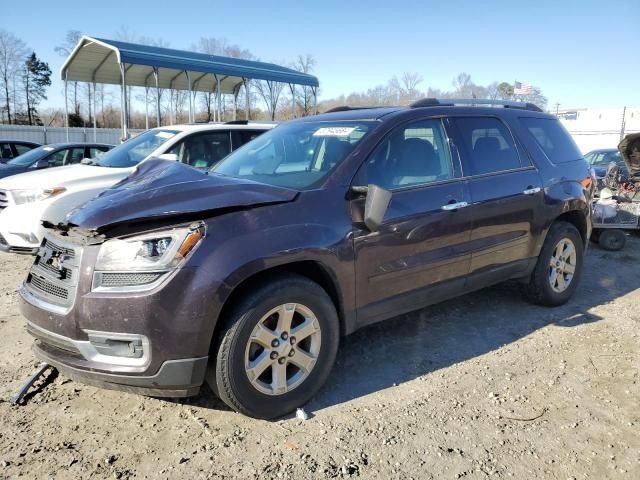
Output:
[61, 36, 319, 93]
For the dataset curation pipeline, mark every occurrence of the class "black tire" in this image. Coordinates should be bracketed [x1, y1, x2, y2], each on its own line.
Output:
[212, 274, 339, 419]
[598, 229, 626, 251]
[526, 221, 584, 306]
[590, 229, 602, 243]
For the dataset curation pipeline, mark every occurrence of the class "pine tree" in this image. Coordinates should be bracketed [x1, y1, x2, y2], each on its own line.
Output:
[23, 52, 51, 125]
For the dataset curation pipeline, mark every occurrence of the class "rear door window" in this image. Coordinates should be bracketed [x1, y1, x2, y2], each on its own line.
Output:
[520, 117, 583, 163]
[452, 117, 522, 176]
[14, 143, 34, 156]
[168, 132, 231, 169]
[231, 130, 265, 149]
[0, 143, 13, 158]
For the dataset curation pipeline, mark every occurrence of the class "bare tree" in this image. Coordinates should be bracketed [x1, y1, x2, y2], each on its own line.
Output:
[291, 54, 317, 116]
[54, 30, 82, 117]
[389, 72, 423, 104]
[255, 80, 285, 120]
[0, 30, 28, 124]
[452, 72, 473, 97]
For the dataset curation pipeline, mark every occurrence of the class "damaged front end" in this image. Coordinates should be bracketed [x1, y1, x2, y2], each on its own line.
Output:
[44, 158, 298, 241]
[18, 159, 300, 397]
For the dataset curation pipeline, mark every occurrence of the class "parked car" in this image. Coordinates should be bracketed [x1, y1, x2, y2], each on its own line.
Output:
[584, 148, 628, 179]
[0, 122, 272, 254]
[0, 140, 41, 163]
[19, 100, 593, 419]
[0, 142, 113, 181]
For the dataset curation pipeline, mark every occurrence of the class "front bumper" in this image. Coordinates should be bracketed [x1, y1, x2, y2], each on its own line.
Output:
[25, 316, 207, 397]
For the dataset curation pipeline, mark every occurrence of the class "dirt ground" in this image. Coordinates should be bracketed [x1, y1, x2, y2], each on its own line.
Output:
[0, 236, 638, 480]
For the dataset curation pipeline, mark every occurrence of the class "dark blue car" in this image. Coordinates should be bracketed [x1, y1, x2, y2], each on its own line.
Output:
[584, 148, 628, 178]
[0, 142, 113, 180]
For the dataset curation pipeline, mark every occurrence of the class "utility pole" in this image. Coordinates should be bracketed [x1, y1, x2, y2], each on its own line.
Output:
[620, 106, 627, 142]
[555, 103, 560, 117]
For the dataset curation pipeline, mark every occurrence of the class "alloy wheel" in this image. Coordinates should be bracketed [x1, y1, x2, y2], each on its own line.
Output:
[244, 303, 322, 395]
[548, 238, 577, 293]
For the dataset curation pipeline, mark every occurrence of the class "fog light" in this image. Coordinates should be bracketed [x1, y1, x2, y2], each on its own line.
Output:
[88, 333, 144, 359]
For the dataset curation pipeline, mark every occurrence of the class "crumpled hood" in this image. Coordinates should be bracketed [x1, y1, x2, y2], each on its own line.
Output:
[61, 158, 298, 234]
[618, 132, 640, 177]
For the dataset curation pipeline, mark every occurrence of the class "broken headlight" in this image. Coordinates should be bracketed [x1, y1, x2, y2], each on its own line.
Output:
[93, 223, 205, 292]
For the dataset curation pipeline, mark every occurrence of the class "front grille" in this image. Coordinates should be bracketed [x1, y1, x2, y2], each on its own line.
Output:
[98, 272, 163, 287]
[44, 239, 76, 259]
[28, 274, 69, 300]
[25, 235, 82, 310]
[0, 189, 8, 211]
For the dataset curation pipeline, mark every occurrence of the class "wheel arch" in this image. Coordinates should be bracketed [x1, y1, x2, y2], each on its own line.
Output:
[553, 209, 588, 247]
[210, 260, 348, 355]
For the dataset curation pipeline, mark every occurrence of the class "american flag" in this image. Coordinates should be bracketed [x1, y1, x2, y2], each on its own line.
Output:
[513, 81, 533, 96]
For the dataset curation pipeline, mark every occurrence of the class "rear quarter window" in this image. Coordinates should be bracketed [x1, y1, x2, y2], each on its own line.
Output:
[520, 117, 583, 164]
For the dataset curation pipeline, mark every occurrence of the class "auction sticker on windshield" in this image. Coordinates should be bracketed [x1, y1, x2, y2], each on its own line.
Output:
[313, 127, 356, 137]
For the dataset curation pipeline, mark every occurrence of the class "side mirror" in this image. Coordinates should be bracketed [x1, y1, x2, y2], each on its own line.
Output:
[157, 153, 179, 162]
[33, 159, 49, 169]
[358, 184, 392, 232]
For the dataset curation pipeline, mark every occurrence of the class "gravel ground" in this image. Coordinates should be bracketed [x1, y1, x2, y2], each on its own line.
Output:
[0, 236, 638, 480]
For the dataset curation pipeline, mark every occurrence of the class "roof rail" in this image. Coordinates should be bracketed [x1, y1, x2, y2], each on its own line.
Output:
[409, 98, 543, 112]
[223, 120, 278, 125]
[323, 105, 391, 113]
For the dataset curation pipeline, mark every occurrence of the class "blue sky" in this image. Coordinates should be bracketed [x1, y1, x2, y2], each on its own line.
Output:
[4, 0, 639, 109]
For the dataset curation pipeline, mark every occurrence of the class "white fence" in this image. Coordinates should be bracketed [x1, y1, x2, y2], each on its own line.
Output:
[0, 125, 142, 145]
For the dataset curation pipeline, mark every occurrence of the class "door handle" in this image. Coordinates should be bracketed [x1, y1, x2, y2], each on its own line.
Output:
[441, 201, 469, 211]
[523, 187, 541, 195]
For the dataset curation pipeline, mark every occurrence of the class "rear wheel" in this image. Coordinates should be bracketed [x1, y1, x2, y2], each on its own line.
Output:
[526, 221, 584, 306]
[211, 275, 339, 419]
[598, 229, 626, 251]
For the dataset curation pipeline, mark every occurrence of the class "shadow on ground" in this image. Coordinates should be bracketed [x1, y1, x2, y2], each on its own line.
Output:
[182, 235, 640, 414]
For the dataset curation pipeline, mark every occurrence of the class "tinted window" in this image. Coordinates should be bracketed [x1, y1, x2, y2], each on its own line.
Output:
[0, 143, 12, 158]
[587, 150, 623, 167]
[168, 132, 231, 169]
[213, 122, 373, 190]
[520, 117, 583, 164]
[232, 130, 265, 149]
[358, 119, 454, 189]
[14, 143, 35, 155]
[453, 117, 521, 175]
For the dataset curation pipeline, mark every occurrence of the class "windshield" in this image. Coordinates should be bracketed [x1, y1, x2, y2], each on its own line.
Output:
[97, 129, 180, 168]
[587, 150, 623, 166]
[6, 146, 48, 166]
[211, 121, 374, 190]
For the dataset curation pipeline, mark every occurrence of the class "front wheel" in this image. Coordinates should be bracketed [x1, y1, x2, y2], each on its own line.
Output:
[526, 221, 584, 306]
[211, 275, 339, 419]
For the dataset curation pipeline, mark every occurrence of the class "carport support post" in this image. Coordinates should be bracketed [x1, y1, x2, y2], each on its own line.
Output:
[186, 71, 193, 123]
[93, 81, 97, 142]
[64, 73, 69, 141]
[154, 68, 161, 127]
[312, 86, 318, 115]
[213, 74, 220, 122]
[120, 63, 129, 140]
[144, 85, 149, 130]
[289, 83, 296, 119]
[243, 78, 250, 120]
